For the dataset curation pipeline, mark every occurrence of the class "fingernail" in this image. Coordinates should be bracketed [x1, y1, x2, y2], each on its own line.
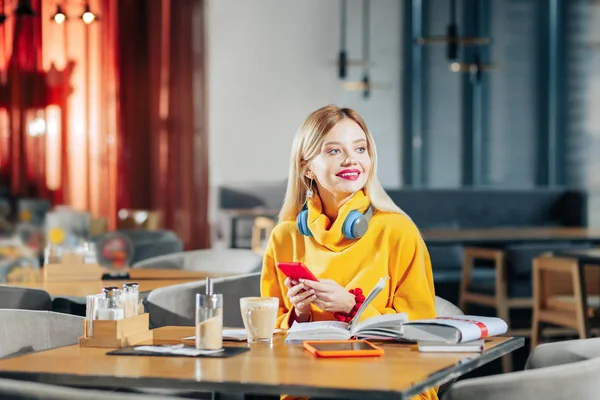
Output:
[310, 289, 315, 294]
[312, 295, 316, 299]
[299, 279, 304, 283]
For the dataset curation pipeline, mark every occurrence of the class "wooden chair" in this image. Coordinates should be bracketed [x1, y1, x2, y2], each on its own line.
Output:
[459, 243, 592, 372]
[251, 216, 276, 255]
[531, 255, 600, 349]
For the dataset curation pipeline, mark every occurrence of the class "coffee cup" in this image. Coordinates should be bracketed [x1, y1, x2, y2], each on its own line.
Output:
[240, 297, 279, 343]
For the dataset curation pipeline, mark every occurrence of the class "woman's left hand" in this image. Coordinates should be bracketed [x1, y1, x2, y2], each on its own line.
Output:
[299, 279, 355, 314]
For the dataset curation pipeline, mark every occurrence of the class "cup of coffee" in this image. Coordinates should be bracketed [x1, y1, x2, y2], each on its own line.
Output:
[240, 297, 279, 344]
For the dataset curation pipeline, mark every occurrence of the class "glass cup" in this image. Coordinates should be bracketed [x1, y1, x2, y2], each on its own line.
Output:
[240, 297, 279, 344]
[195, 293, 223, 350]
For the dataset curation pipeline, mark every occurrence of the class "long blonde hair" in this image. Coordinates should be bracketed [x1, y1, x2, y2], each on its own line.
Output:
[278, 105, 406, 222]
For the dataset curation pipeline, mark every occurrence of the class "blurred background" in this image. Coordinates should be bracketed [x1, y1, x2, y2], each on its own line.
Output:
[2, 0, 600, 373]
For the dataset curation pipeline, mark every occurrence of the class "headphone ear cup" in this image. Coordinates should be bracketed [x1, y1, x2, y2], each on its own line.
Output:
[296, 209, 312, 237]
[342, 210, 363, 240]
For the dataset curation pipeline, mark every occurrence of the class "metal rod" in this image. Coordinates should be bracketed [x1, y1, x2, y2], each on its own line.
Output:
[340, 0, 346, 51]
[362, 0, 370, 74]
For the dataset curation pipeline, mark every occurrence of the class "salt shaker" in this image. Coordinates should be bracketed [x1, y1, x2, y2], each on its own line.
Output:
[96, 287, 125, 320]
[195, 277, 223, 350]
[122, 282, 139, 317]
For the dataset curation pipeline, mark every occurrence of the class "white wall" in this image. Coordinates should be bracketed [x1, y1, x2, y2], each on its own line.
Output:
[206, 0, 403, 190]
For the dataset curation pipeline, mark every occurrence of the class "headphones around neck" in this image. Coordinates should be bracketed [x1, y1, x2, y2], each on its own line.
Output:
[296, 204, 374, 240]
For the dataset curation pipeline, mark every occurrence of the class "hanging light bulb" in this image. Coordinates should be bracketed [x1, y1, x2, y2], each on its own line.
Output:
[51, 4, 67, 24]
[80, 3, 97, 24]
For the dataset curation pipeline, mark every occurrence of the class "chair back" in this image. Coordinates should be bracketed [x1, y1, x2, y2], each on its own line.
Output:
[435, 296, 463, 316]
[147, 272, 261, 328]
[0, 377, 181, 399]
[133, 248, 263, 275]
[0, 310, 83, 358]
[0, 286, 51, 310]
[526, 337, 600, 370]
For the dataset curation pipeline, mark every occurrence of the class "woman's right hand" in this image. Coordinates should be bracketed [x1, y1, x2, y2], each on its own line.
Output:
[284, 277, 316, 322]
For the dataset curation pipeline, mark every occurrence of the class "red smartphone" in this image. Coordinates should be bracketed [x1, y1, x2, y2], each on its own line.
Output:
[276, 262, 319, 282]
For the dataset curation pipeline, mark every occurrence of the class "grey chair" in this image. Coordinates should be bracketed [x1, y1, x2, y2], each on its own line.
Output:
[525, 337, 600, 369]
[435, 296, 463, 317]
[0, 287, 51, 311]
[146, 272, 261, 328]
[442, 356, 600, 400]
[133, 248, 263, 275]
[442, 337, 600, 400]
[0, 310, 83, 358]
[0, 377, 180, 399]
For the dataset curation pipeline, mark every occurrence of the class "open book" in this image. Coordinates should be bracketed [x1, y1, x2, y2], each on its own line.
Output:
[286, 277, 409, 342]
[402, 315, 508, 343]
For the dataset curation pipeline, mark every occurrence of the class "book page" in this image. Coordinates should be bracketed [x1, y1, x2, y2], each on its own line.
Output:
[287, 320, 349, 333]
[352, 312, 407, 335]
[349, 276, 390, 333]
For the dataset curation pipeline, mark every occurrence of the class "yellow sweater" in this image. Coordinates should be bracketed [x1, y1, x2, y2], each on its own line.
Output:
[260, 190, 438, 400]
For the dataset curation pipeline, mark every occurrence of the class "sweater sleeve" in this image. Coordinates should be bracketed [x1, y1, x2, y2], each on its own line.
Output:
[357, 227, 437, 322]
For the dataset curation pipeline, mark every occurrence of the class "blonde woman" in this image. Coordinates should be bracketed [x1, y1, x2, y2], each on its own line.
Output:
[261, 105, 437, 400]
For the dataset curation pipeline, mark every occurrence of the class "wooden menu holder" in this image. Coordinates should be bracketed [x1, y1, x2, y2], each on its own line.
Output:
[43, 253, 103, 282]
[79, 312, 154, 348]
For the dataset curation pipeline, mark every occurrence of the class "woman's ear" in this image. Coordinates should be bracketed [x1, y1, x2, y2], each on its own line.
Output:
[300, 160, 312, 179]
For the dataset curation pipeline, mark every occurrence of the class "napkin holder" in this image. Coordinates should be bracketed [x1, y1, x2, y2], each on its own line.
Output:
[79, 312, 153, 348]
[43, 253, 103, 282]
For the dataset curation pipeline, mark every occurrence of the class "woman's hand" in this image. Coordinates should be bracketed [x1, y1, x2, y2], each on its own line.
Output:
[299, 279, 355, 314]
[284, 277, 316, 322]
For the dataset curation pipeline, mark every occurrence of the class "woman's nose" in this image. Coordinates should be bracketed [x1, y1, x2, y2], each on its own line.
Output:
[342, 156, 358, 165]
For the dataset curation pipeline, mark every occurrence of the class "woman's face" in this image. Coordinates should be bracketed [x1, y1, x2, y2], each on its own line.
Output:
[307, 118, 371, 198]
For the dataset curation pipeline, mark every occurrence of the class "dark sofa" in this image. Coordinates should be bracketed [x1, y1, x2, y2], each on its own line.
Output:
[218, 185, 589, 286]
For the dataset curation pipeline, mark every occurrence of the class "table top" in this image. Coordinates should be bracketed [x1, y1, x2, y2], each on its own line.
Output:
[1, 268, 232, 298]
[0, 279, 200, 298]
[421, 227, 600, 246]
[553, 248, 600, 264]
[0, 326, 524, 399]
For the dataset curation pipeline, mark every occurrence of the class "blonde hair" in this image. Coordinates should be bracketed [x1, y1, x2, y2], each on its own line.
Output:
[278, 105, 406, 222]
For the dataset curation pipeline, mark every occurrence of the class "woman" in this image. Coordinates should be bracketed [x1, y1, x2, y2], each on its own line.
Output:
[260, 105, 438, 400]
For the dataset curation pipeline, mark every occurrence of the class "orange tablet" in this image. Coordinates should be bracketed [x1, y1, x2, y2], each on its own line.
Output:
[303, 340, 384, 358]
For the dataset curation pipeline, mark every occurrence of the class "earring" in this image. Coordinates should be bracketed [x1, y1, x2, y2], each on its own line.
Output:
[306, 177, 314, 198]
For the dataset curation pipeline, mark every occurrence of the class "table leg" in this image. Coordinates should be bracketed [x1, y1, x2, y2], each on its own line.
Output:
[230, 217, 238, 248]
[576, 260, 591, 338]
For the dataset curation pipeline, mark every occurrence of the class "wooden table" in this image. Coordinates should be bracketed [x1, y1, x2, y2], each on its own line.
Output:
[0, 326, 524, 399]
[0, 279, 201, 298]
[1, 269, 230, 298]
[421, 227, 600, 246]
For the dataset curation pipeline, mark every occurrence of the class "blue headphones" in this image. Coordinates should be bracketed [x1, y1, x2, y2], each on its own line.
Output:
[296, 204, 374, 240]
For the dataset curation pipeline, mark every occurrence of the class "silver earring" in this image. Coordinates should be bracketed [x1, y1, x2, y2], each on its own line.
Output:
[306, 179, 314, 198]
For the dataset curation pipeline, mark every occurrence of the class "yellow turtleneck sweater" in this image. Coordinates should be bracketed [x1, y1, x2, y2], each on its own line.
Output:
[260, 190, 438, 400]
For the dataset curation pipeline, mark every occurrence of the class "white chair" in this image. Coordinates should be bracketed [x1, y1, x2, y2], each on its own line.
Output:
[443, 337, 600, 400]
[0, 377, 181, 399]
[0, 310, 83, 359]
[146, 272, 261, 328]
[133, 248, 263, 275]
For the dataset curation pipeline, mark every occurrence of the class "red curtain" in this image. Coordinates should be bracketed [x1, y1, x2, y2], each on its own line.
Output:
[116, 0, 210, 249]
[0, 0, 210, 249]
[0, 0, 49, 199]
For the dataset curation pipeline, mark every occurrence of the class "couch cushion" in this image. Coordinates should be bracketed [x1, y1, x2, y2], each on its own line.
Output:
[388, 188, 587, 228]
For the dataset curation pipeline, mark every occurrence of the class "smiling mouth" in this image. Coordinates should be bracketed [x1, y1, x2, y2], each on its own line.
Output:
[336, 170, 361, 181]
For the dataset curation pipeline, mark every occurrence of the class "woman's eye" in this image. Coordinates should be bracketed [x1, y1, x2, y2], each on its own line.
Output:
[356, 146, 366, 153]
[327, 148, 340, 155]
